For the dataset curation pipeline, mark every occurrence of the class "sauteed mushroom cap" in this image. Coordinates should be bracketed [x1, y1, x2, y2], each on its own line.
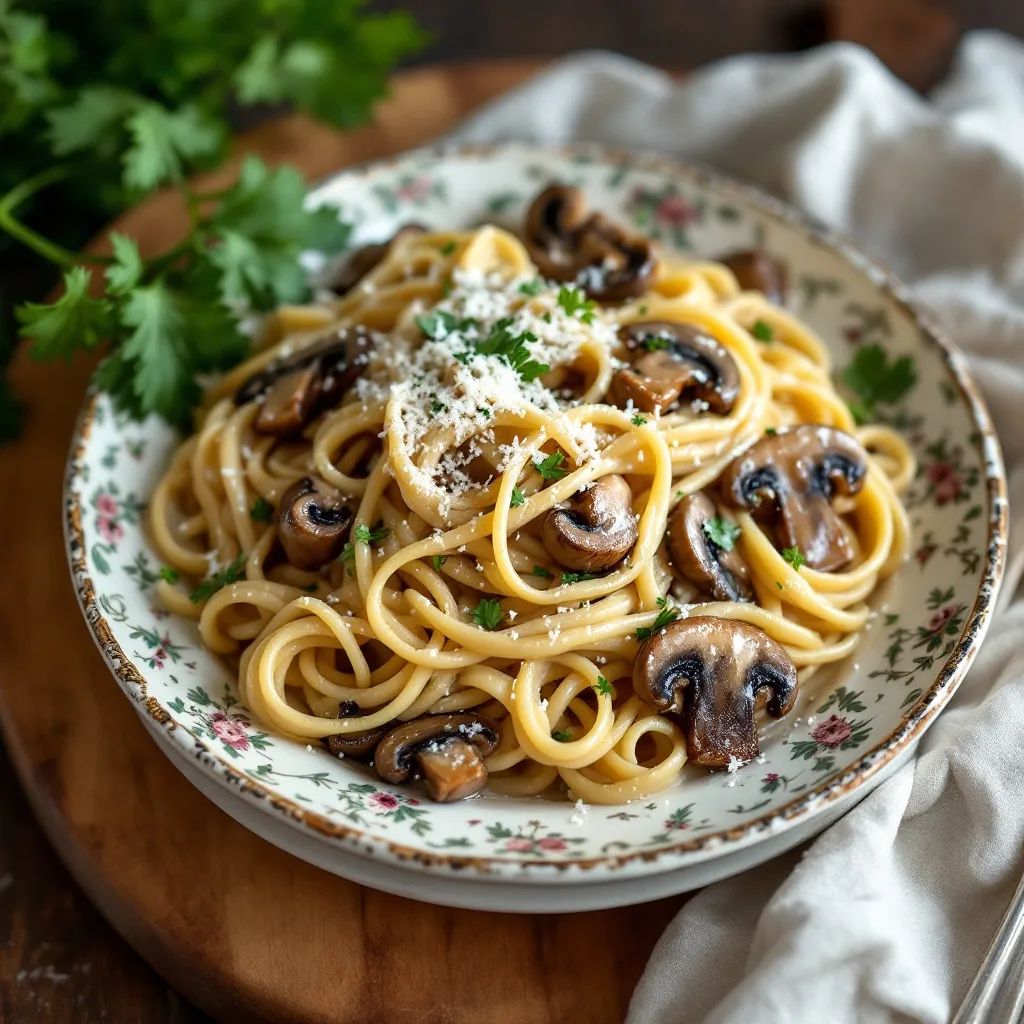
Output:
[719, 248, 788, 304]
[542, 475, 638, 573]
[374, 713, 501, 803]
[277, 476, 353, 570]
[328, 223, 426, 295]
[720, 425, 868, 572]
[667, 492, 752, 603]
[633, 616, 798, 767]
[611, 320, 740, 415]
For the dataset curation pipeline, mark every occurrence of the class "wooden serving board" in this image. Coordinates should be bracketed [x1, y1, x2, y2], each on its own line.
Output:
[0, 59, 687, 1024]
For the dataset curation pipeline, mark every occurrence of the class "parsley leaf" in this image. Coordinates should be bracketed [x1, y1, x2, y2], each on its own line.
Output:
[594, 676, 613, 696]
[17, 267, 112, 360]
[556, 285, 595, 323]
[781, 546, 807, 570]
[250, 496, 273, 522]
[105, 233, 143, 296]
[338, 542, 356, 567]
[841, 343, 917, 423]
[551, 728, 573, 742]
[123, 102, 222, 190]
[416, 310, 459, 339]
[640, 333, 673, 352]
[472, 317, 549, 382]
[354, 522, 389, 545]
[635, 597, 680, 640]
[752, 319, 774, 342]
[517, 278, 544, 296]
[631, 413, 647, 426]
[560, 570, 599, 585]
[46, 87, 135, 157]
[531, 565, 554, 579]
[430, 554, 447, 572]
[703, 516, 741, 552]
[189, 553, 246, 604]
[158, 565, 179, 584]
[510, 487, 526, 507]
[534, 450, 568, 481]
[439, 240, 456, 255]
[473, 598, 504, 631]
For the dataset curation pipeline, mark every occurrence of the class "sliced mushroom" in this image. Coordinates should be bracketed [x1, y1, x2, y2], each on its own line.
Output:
[667, 492, 752, 602]
[542, 474, 638, 573]
[237, 326, 373, 436]
[327, 223, 426, 295]
[373, 713, 500, 802]
[633, 616, 798, 767]
[610, 321, 740, 415]
[277, 476, 353, 570]
[324, 702, 387, 761]
[720, 425, 868, 572]
[719, 249, 788, 304]
[523, 184, 656, 302]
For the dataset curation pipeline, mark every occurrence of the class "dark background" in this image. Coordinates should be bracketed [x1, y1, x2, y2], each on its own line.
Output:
[2, 2, 1021, 1021]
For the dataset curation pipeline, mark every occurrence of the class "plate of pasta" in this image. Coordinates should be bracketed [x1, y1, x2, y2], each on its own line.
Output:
[65, 143, 1005, 910]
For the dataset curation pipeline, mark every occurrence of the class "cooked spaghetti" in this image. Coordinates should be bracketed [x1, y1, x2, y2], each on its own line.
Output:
[149, 185, 913, 805]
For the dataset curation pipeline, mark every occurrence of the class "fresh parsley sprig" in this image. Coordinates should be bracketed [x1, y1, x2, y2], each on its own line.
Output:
[534, 450, 568, 481]
[703, 516, 741, 552]
[473, 598, 504, 631]
[189, 552, 246, 604]
[635, 596, 680, 640]
[840, 343, 916, 424]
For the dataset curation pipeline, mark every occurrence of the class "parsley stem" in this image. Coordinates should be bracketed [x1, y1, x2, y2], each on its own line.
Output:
[0, 168, 105, 269]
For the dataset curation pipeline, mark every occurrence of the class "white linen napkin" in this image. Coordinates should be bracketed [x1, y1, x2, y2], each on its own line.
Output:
[449, 33, 1024, 1023]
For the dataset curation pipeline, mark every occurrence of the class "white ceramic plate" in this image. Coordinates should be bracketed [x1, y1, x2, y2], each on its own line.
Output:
[65, 143, 1006, 909]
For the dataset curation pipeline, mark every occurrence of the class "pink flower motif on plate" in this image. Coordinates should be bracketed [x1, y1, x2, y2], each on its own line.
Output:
[369, 792, 400, 812]
[98, 517, 124, 545]
[505, 837, 534, 852]
[763, 772, 780, 784]
[96, 493, 119, 517]
[927, 462, 963, 505]
[210, 710, 250, 751]
[811, 714, 852, 749]
[655, 193, 695, 226]
[397, 176, 432, 202]
[536, 836, 567, 851]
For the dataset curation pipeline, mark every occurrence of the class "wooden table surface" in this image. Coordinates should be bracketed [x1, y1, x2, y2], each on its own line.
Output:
[2, 4, 1023, 1019]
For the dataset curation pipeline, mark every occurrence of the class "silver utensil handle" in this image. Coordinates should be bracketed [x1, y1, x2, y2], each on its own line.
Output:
[953, 870, 1024, 1024]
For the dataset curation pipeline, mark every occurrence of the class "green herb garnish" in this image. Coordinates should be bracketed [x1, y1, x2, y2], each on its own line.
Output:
[471, 316, 549, 382]
[354, 522, 389, 546]
[531, 565, 554, 579]
[560, 570, 599, 585]
[781, 545, 807, 570]
[752, 319, 774, 342]
[189, 553, 245, 604]
[534, 450, 568, 481]
[556, 285, 596, 324]
[517, 278, 544, 296]
[159, 565, 179, 584]
[635, 596, 679, 640]
[551, 728, 573, 742]
[640, 334, 673, 352]
[631, 413, 648, 426]
[439, 240, 457, 255]
[703, 516, 741, 552]
[473, 598, 504, 631]
[430, 554, 447, 571]
[840, 343, 916, 424]
[594, 676, 613, 697]
[415, 310, 460, 340]
[250, 496, 273, 522]
[510, 487, 526, 507]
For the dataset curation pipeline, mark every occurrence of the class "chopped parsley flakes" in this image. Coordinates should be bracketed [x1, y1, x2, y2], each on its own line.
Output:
[354, 522, 389, 545]
[556, 285, 596, 324]
[531, 565, 554, 579]
[640, 333, 673, 352]
[468, 316, 550, 383]
[473, 598, 504, 631]
[189, 553, 245, 604]
[551, 728, 573, 742]
[430, 554, 447, 571]
[631, 413, 648, 426]
[510, 487, 526, 507]
[751, 319, 774, 342]
[635, 596, 679, 640]
[517, 277, 544, 296]
[703, 516, 741, 552]
[594, 676, 613, 696]
[249, 496, 273, 522]
[439, 240, 457, 255]
[534, 450, 568, 481]
[560, 570, 599, 585]
[781, 545, 807, 570]
[159, 565, 179, 584]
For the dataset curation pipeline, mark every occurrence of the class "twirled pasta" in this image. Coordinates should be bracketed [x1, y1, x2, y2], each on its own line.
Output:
[150, 217, 913, 805]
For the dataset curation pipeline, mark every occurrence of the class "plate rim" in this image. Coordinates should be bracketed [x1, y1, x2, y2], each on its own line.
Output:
[63, 140, 1008, 879]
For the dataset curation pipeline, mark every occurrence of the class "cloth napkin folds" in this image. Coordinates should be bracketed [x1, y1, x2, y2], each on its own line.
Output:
[449, 33, 1024, 1024]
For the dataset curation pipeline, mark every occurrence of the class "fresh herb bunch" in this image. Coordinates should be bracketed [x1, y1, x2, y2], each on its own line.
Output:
[0, 0, 424, 435]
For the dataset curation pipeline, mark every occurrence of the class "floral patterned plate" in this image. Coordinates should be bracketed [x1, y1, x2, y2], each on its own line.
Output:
[64, 143, 1007, 906]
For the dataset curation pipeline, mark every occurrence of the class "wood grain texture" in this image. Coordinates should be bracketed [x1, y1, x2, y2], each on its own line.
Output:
[0, 59, 684, 1024]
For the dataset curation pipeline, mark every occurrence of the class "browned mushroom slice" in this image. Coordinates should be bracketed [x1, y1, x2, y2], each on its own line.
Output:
[324, 700, 388, 761]
[667, 492, 752, 602]
[719, 249, 788, 304]
[542, 475, 638, 573]
[238, 326, 373, 435]
[611, 321, 740, 416]
[327, 223, 427, 295]
[720, 425, 868, 572]
[277, 476, 353, 570]
[523, 185, 590, 279]
[633, 616, 798, 767]
[523, 184, 656, 301]
[373, 713, 500, 802]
